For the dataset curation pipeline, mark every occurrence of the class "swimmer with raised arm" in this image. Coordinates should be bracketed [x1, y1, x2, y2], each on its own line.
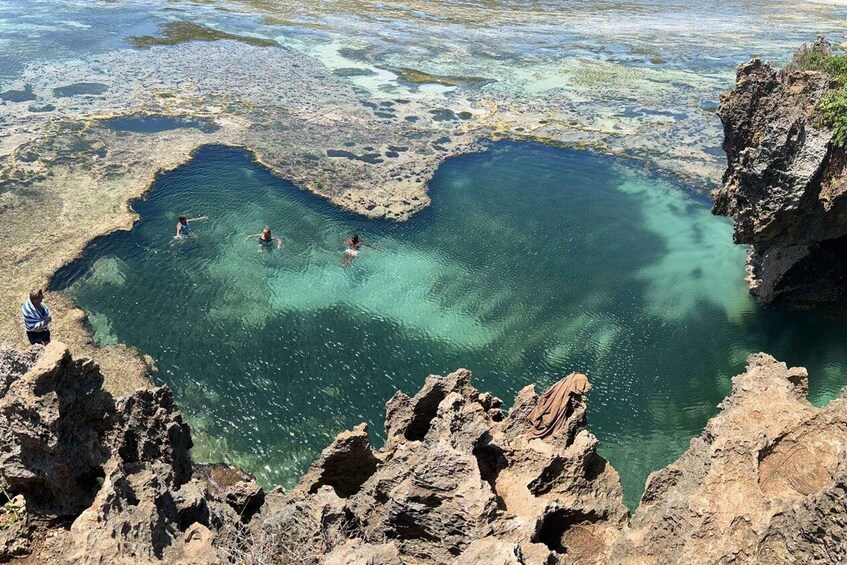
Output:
[341, 233, 379, 267]
[245, 226, 282, 251]
[175, 214, 208, 239]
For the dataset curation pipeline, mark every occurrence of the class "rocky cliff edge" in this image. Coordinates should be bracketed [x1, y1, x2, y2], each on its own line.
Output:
[713, 37, 847, 307]
[2, 342, 847, 563]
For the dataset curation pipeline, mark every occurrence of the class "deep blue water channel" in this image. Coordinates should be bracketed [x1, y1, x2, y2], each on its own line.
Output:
[52, 142, 847, 509]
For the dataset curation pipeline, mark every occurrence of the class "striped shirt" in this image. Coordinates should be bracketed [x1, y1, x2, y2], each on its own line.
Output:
[22, 299, 51, 332]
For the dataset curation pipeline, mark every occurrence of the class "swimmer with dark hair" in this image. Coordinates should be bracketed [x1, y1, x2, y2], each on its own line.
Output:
[340, 233, 379, 267]
[175, 214, 208, 239]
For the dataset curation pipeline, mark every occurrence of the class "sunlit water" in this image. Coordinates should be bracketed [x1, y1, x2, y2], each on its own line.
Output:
[53, 142, 847, 508]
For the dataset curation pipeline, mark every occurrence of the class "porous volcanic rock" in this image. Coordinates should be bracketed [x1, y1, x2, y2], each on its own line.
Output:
[5, 342, 847, 564]
[713, 37, 847, 307]
[255, 368, 629, 564]
[611, 353, 847, 563]
[0, 344, 115, 517]
[0, 342, 257, 564]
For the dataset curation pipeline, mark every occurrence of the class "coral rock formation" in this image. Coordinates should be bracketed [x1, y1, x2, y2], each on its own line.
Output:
[258, 368, 628, 563]
[3, 344, 847, 564]
[612, 353, 847, 563]
[713, 37, 847, 307]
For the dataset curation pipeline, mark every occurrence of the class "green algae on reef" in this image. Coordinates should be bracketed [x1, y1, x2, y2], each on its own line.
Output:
[394, 67, 492, 87]
[128, 21, 279, 49]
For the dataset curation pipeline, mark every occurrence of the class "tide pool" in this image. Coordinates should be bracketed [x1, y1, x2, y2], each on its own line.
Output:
[53, 142, 847, 508]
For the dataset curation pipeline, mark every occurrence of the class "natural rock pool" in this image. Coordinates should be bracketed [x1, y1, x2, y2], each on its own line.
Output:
[101, 113, 221, 134]
[53, 142, 847, 508]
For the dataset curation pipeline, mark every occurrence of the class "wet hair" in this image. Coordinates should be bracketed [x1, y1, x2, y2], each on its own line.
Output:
[263, 226, 271, 233]
[29, 288, 43, 301]
[178, 215, 187, 224]
[351, 233, 360, 244]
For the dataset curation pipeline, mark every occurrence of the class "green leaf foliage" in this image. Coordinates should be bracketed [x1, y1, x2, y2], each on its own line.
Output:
[819, 90, 847, 147]
[802, 52, 847, 147]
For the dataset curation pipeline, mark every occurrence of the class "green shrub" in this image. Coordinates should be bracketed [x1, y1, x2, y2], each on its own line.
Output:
[818, 90, 847, 147]
[805, 52, 847, 84]
[802, 52, 847, 146]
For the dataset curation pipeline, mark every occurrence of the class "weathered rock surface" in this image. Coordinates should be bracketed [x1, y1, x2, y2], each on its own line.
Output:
[0, 344, 114, 517]
[4, 343, 847, 564]
[713, 37, 847, 307]
[256, 368, 628, 564]
[0, 342, 258, 564]
[612, 353, 847, 563]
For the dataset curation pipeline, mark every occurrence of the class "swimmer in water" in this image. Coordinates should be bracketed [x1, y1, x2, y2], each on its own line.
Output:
[175, 214, 208, 239]
[245, 226, 282, 251]
[340, 233, 379, 267]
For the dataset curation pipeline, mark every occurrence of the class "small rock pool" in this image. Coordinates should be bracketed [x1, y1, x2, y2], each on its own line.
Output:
[101, 113, 220, 134]
[52, 142, 847, 508]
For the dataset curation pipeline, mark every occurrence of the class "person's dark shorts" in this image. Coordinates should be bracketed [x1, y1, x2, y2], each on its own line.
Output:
[26, 330, 50, 345]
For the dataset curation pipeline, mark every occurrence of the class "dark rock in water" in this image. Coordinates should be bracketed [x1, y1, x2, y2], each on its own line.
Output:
[713, 37, 847, 307]
[28, 104, 55, 113]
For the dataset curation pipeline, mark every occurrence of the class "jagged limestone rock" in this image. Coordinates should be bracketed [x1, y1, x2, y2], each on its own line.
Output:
[4, 342, 847, 564]
[258, 368, 627, 563]
[0, 344, 114, 516]
[611, 353, 847, 563]
[713, 37, 847, 307]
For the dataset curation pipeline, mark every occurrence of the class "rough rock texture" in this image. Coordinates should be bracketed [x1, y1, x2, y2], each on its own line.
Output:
[712, 37, 847, 307]
[5, 343, 847, 564]
[612, 353, 847, 563]
[0, 344, 115, 517]
[257, 368, 628, 564]
[0, 342, 260, 564]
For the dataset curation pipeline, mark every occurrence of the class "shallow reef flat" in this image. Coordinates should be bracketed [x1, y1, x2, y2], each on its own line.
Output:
[0, 0, 845, 385]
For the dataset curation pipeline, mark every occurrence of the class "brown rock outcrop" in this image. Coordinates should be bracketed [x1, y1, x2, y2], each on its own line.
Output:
[713, 37, 847, 307]
[611, 353, 847, 563]
[0, 342, 260, 564]
[5, 343, 847, 564]
[255, 368, 628, 564]
[0, 344, 114, 517]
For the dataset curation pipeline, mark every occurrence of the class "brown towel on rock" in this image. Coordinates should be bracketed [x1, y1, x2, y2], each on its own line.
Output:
[528, 372, 591, 440]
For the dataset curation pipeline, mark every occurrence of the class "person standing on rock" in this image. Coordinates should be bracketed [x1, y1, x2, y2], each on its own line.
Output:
[22, 288, 52, 345]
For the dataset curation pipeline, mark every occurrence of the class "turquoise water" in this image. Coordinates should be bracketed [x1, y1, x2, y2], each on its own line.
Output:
[53, 142, 847, 508]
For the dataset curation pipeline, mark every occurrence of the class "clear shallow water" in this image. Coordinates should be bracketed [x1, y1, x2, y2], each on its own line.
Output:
[53, 142, 847, 508]
[102, 114, 220, 134]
